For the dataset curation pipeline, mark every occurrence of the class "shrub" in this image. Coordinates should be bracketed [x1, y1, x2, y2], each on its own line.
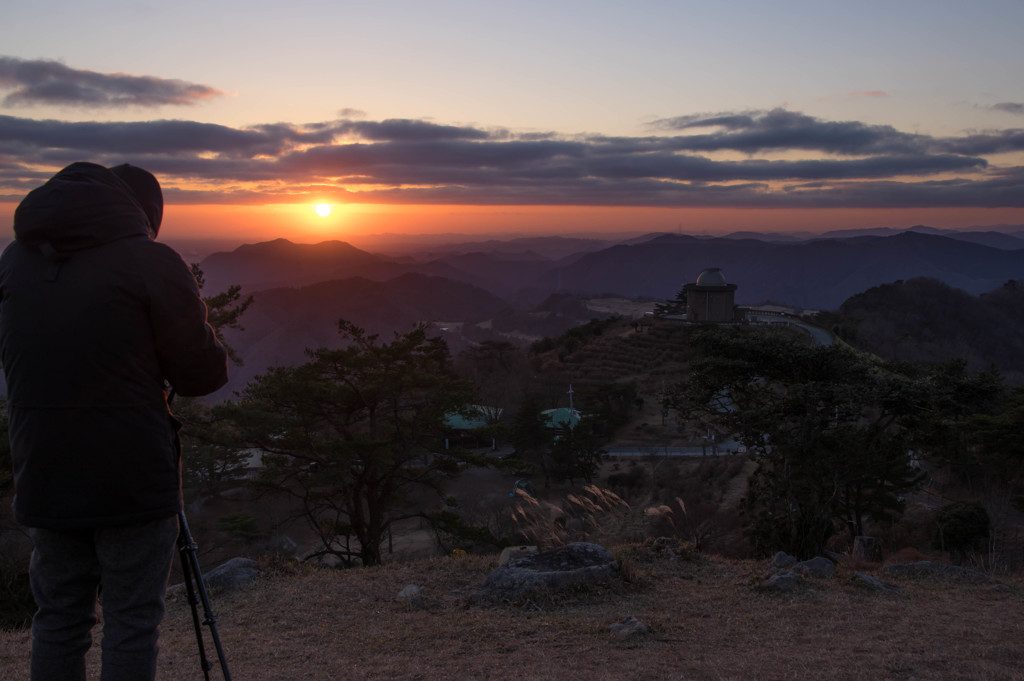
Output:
[217, 512, 266, 544]
[932, 501, 990, 561]
[606, 464, 649, 493]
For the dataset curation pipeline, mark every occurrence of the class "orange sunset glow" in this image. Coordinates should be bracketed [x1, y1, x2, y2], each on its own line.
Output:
[155, 203, 1024, 247]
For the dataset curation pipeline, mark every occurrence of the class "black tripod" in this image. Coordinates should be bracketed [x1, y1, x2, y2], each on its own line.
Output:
[177, 509, 233, 680]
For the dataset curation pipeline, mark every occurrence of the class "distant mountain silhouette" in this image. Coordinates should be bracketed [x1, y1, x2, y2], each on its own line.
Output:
[198, 238, 488, 294]
[197, 229, 1024, 312]
[945, 231, 1024, 250]
[817, 225, 1024, 250]
[198, 238, 565, 299]
[825, 278, 1024, 384]
[187, 229, 1024, 398]
[536, 231, 1024, 310]
[211, 273, 508, 399]
[818, 225, 947, 239]
[5, 230, 1022, 401]
[429, 251, 556, 298]
[717, 231, 806, 242]
[199, 238, 390, 293]
[374, 235, 616, 260]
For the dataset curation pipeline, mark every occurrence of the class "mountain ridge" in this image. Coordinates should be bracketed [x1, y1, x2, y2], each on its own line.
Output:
[188, 229, 1024, 399]
[538, 231, 1024, 309]
[197, 227, 1024, 309]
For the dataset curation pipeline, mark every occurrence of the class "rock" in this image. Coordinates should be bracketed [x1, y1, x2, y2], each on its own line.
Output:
[853, 572, 900, 593]
[759, 569, 802, 591]
[770, 551, 796, 569]
[499, 545, 538, 566]
[203, 557, 262, 592]
[792, 556, 835, 578]
[398, 584, 422, 599]
[261, 534, 298, 557]
[398, 584, 427, 610]
[609, 616, 649, 639]
[481, 542, 618, 598]
[882, 561, 989, 582]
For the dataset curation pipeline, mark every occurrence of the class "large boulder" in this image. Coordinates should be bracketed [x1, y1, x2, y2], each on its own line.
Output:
[204, 557, 263, 592]
[498, 545, 539, 566]
[853, 572, 901, 593]
[770, 551, 797, 569]
[167, 556, 263, 599]
[758, 569, 803, 592]
[792, 556, 835, 578]
[481, 542, 618, 597]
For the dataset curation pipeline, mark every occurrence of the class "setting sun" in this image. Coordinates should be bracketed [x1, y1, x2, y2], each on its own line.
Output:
[314, 203, 331, 218]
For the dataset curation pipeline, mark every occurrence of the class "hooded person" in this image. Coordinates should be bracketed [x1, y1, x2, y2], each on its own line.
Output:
[0, 162, 228, 681]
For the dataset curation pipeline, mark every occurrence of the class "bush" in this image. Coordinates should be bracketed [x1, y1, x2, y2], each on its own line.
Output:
[217, 512, 266, 544]
[606, 463, 648, 492]
[932, 501, 990, 561]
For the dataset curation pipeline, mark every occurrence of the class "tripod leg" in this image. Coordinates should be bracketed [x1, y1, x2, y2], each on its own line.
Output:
[178, 510, 233, 681]
[179, 514, 214, 681]
[171, 411, 231, 679]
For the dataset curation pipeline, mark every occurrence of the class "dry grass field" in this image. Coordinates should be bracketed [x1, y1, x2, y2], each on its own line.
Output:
[2, 544, 1022, 681]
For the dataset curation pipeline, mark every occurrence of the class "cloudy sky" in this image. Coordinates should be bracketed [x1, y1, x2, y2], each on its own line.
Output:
[2, 0, 1024, 243]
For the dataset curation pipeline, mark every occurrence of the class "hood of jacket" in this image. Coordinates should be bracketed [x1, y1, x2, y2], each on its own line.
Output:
[13, 162, 161, 257]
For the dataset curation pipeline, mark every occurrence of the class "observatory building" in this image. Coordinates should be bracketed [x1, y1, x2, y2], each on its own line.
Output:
[684, 268, 738, 322]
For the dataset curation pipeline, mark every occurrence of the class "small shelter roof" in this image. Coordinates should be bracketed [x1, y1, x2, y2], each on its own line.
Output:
[541, 408, 582, 429]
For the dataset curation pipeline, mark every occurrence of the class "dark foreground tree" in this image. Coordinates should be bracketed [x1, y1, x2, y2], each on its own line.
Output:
[188, 264, 252, 366]
[179, 408, 251, 499]
[902, 359, 1003, 485]
[580, 382, 638, 433]
[509, 394, 554, 487]
[932, 500, 991, 562]
[176, 266, 253, 497]
[231, 320, 487, 567]
[968, 386, 1024, 511]
[678, 327, 926, 559]
[550, 418, 605, 484]
[455, 340, 530, 420]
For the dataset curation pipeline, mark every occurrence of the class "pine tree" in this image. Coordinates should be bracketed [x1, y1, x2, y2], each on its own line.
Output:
[229, 320, 487, 567]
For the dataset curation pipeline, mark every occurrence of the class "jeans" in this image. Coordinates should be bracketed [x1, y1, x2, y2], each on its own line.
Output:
[28, 515, 179, 681]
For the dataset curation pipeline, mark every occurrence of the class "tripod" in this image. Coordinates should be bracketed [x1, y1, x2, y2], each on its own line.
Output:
[177, 509, 233, 680]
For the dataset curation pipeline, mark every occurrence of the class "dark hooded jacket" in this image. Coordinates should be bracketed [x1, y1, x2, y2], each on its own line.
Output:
[0, 162, 228, 529]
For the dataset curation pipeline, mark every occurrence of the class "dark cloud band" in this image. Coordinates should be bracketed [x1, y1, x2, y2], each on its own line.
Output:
[992, 102, 1024, 116]
[0, 56, 223, 108]
[1, 108, 1021, 210]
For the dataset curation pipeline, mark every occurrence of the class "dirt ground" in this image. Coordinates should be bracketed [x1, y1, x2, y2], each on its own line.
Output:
[4, 547, 1022, 681]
